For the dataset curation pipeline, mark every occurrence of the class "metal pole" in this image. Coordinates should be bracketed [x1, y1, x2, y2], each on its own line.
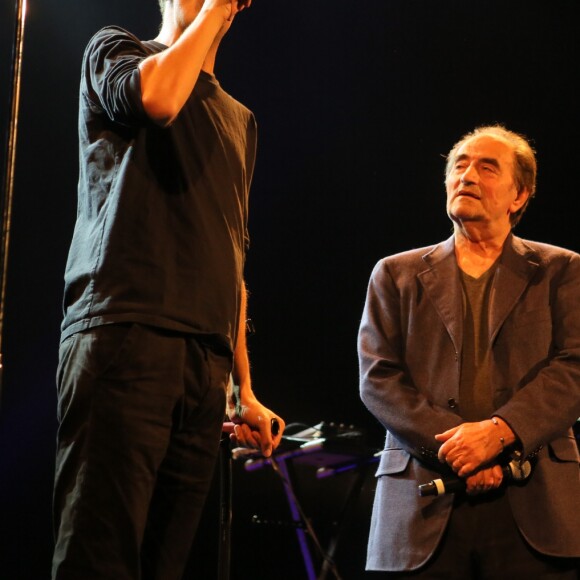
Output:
[0, 0, 27, 404]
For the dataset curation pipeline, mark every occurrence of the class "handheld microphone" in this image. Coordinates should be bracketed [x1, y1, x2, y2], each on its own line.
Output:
[418, 457, 532, 497]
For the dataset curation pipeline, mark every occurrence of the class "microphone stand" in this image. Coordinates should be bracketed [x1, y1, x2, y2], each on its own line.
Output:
[0, 0, 27, 408]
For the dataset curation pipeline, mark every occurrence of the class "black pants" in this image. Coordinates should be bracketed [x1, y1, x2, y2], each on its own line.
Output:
[371, 489, 579, 579]
[52, 323, 231, 580]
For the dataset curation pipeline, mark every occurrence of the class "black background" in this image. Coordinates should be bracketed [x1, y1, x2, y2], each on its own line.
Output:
[0, 1, 578, 578]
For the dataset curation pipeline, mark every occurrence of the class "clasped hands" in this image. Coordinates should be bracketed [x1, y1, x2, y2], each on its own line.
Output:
[203, 0, 252, 22]
[435, 419, 512, 495]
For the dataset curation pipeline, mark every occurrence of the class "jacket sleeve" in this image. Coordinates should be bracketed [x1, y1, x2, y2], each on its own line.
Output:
[494, 251, 580, 458]
[358, 258, 462, 463]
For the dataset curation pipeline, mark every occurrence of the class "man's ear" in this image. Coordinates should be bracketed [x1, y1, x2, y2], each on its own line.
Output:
[511, 187, 530, 214]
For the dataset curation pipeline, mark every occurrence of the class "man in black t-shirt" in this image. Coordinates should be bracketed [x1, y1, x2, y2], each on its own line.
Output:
[53, 1, 285, 578]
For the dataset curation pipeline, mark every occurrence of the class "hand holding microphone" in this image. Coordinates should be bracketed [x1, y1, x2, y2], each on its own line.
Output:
[418, 457, 532, 497]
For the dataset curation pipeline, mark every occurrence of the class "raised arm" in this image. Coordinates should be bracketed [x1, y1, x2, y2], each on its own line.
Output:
[139, 0, 250, 125]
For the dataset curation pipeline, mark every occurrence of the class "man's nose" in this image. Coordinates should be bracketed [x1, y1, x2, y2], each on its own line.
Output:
[460, 164, 478, 185]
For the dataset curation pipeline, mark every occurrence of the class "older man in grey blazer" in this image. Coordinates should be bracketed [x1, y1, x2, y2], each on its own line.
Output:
[358, 125, 580, 578]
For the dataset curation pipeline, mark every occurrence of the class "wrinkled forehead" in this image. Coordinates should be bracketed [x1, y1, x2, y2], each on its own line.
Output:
[454, 134, 516, 169]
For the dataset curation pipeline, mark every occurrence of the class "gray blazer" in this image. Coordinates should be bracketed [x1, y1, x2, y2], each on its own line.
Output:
[358, 234, 580, 572]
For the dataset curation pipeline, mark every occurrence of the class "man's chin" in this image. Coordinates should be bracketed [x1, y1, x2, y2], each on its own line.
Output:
[447, 209, 483, 224]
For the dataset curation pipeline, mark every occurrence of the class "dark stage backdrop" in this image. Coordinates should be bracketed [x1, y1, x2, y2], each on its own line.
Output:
[0, 1, 578, 578]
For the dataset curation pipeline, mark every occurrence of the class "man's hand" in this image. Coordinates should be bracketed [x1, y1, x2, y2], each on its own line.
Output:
[435, 419, 514, 477]
[464, 464, 504, 495]
[228, 391, 285, 458]
[203, 0, 251, 22]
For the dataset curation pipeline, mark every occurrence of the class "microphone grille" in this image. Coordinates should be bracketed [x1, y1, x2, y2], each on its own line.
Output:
[509, 458, 532, 481]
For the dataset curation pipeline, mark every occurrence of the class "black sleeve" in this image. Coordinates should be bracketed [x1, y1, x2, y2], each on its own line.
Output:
[81, 26, 151, 126]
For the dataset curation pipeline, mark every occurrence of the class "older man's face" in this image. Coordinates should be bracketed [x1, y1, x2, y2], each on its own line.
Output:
[445, 135, 528, 230]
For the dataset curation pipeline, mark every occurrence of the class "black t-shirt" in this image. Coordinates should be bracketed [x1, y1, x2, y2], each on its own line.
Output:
[61, 26, 257, 352]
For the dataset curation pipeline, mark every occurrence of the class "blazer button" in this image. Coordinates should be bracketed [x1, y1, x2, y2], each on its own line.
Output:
[448, 398, 457, 409]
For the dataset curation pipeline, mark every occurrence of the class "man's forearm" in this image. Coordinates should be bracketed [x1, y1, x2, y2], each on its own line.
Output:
[139, 7, 227, 125]
[229, 282, 257, 416]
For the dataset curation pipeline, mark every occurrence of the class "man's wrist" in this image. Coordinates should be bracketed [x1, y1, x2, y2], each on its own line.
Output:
[199, 5, 231, 24]
[490, 416, 517, 449]
[227, 379, 257, 414]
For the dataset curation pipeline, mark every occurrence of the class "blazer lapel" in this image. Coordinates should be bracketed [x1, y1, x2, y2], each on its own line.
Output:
[418, 236, 464, 356]
[488, 234, 540, 343]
